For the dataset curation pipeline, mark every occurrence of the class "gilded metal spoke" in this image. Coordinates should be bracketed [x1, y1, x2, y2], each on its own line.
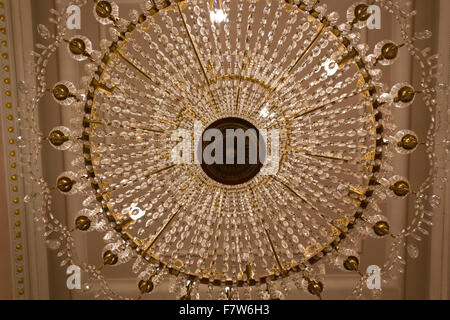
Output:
[115, 49, 173, 97]
[142, 206, 183, 255]
[292, 88, 369, 120]
[116, 49, 154, 83]
[271, 175, 319, 211]
[207, 190, 225, 272]
[176, 2, 220, 114]
[144, 164, 177, 179]
[254, 22, 328, 116]
[288, 22, 328, 74]
[271, 176, 348, 235]
[89, 120, 164, 134]
[266, 84, 369, 131]
[235, 51, 249, 114]
[264, 227, 286, 275]
[288, 149, 351, 162]
[248, 188, 286, 275]
[303, 152, 350, 162]
[181, 104, 206, 123]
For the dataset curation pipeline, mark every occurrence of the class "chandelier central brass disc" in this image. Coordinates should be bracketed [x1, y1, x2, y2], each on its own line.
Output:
[200, 117, 264, 185]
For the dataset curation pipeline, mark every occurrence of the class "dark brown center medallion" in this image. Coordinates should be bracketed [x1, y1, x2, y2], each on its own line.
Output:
[199, 117, 265, 185]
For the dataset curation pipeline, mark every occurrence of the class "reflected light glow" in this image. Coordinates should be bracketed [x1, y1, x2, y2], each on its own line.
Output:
[210, 9, 227, 23]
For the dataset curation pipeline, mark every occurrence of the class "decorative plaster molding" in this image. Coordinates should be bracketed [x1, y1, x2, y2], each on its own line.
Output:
[429, 0, 450, 300]
[1, 0, 49, 300]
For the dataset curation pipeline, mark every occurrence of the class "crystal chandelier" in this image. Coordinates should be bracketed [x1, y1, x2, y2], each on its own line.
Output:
[18, 0, 448, 300]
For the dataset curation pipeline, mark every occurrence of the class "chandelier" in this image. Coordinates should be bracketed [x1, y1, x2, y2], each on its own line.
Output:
[18, 0, 448, 300]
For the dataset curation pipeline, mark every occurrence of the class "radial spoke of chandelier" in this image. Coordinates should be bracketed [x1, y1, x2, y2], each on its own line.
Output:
[89, 120, 164, 134]
[175, 2, 220, 115]
[267, 87, 370, 130]
[301, 151, 350, 163]
[235, 25, 253, 114]
[255, 21, 329, 116]
[249, 188, 287, 276]
[114, 49, 173, 97]
[271, 175, 319, 211]
[180, 105, 205, 123]
[144, 164, 177, 179]
[105, 163, 176, 193]
[271, 176, 347, 234]
[172, 83, 208, 123]
[267, 49, 352, 115]
[288, 22, 328, 74]
[234, 57, 247, 114]
[206, 190, 225, 272]
[264, 227, 287, 276]
[266, 78, 371, 131]
[142, 206, 183, 255]
[292, 100, 340, 119]
[281, 148, 351, 162]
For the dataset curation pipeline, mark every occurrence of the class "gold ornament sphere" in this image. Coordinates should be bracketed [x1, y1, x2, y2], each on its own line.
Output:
[49, 130, 69, 147]
[96, 1, 113, 19]
[52, 84, 70, 101]
[57, 176, 75, 193]
[390, 180, 410, 197]
[354, 4, 370, 21]
[307, 280, 324, 296]
[398, 134, 418, 150]
[103, 250, 118, 266]
[69, 38, 86, 55]
[343, 256, 360, 271]
[75, 216, 91, 231]
[138, 280, 154, 294]
[381, 43, 399, 60]
[373, 221, 390, 237]
[396, 86, 416, 103]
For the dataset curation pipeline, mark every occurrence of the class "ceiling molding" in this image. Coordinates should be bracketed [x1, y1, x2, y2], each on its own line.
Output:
[1, 0, 50, 299]
[429, 0, 450, 300]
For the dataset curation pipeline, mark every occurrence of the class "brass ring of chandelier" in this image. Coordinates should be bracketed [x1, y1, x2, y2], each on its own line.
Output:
[81, 0, 382, 287]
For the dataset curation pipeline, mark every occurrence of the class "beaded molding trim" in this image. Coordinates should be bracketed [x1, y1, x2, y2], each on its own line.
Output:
[0, 0, 27, 299]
